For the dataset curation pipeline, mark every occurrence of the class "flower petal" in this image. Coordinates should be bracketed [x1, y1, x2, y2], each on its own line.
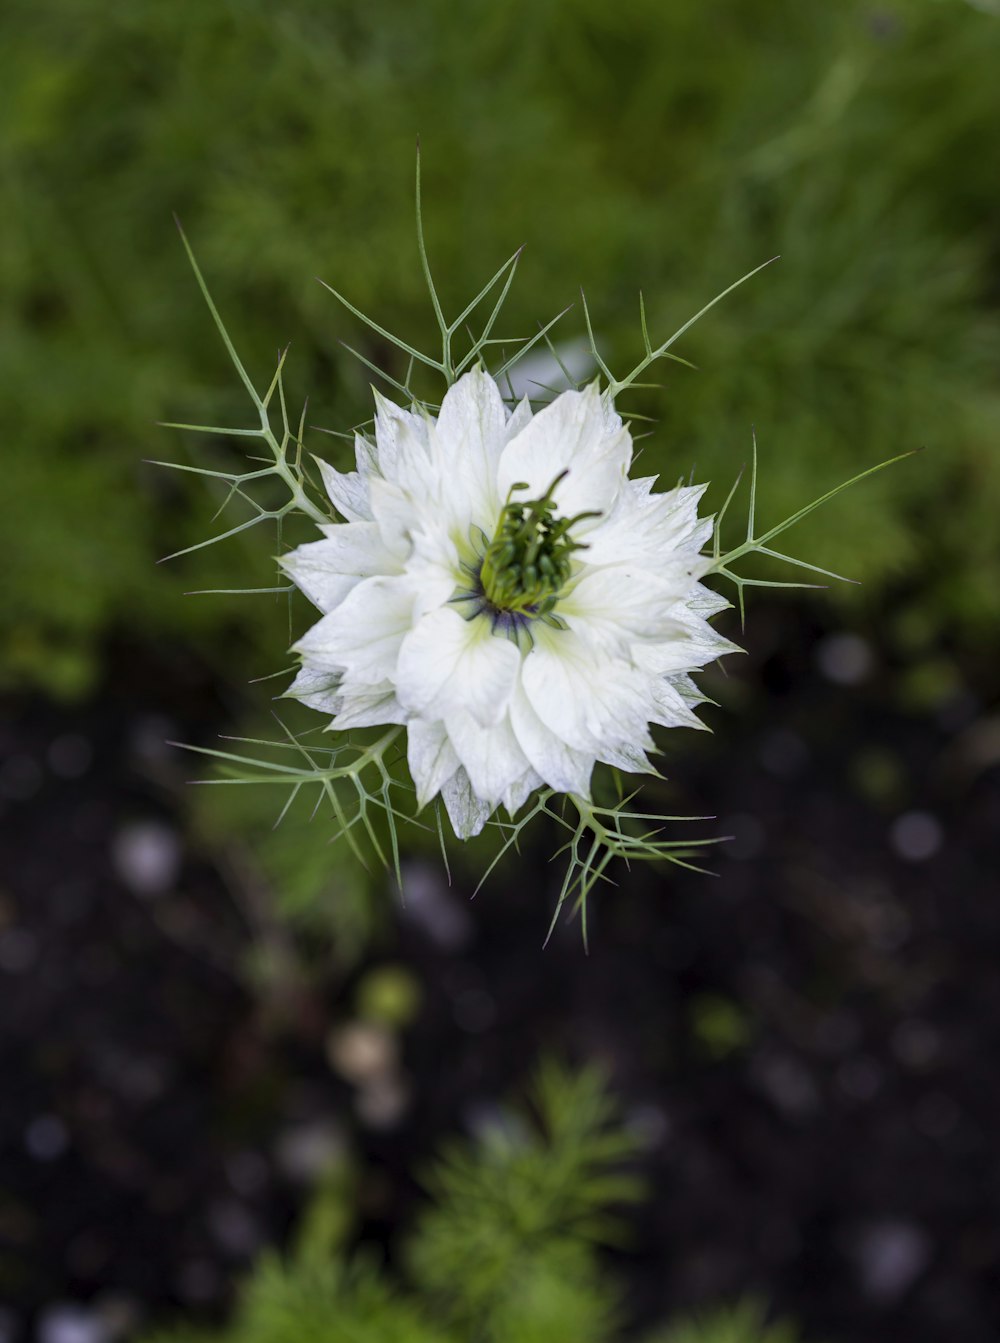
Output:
[581, 481, 711, 570]
[293, 576, 415, 681]
[396, 608, 521, 727]
[503, 394, 534, 442]
[314, 456, 373, 523]
[648, 675, 707, 731]
[559, 564, 689, 654]
[595, 737, 656, 773]
[441, 766, 493, 839]
[367, 476, 420, 559]
[520, 625, 654, 755]
[283, 662, 342, 714]
[431, 367, 509, 525]
[406, 526, 463, 619]
[372, 392, 432, 491]
[502, 766, 543, 816]
[407, 718, 461, 809]
[632, 596, 741, 675]
[354, 431, 379, 478]
[443, 709, 531, 808]
[280, 523, 402, 610]
[671, 671, 712, 707]
[281, 562, 358, 614]
[496, 381, 630, 524]
[282, 666, 405, 729]
[508, 680, 594, 797]
[332, 679, 407, 730]
[314, 520, 403, 572]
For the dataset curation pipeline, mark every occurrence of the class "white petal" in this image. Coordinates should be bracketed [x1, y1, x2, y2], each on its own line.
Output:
[443, 710, 531, 808]
[686, 582, 732, 619]
[284, 664, 405, 729]
[671, 671, 712, 707]
[313, 520, 402, 573]
[559, 565, 688, 654]
[372, 391, 432, 490]
[441, 766, 493, 839]
[354, 431, 379, 478]
[503, 394, 534, 442]
[496, 381, 630, 524]
[407, 718, 461, 809]
[520, 625, 654, 756]
[406, 525, 464, 619]
[502, 766, 543, 816]
[431, 367, 509, 524]
[581, 481, 711, 569]
[508, 680, 594, 797]
[280, 523, 401, 610]
[333, 680, 407, 729]
[648, 676, 707, 731]
[396, 608, 521, 727]
[367, 476, 420, 559]
[283, 662, 342, 714]
[632, 599, 741, 676]
[281, 562, 358, 614]
[293, 576, 415, 681]
[595, 738, 656, 773]
[314, 456, 372, 522]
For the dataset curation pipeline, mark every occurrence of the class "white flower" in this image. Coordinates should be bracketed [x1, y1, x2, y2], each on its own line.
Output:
[281, 368, 739, 839]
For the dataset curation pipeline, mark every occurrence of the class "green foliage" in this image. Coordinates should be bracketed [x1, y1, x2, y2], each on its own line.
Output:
[145, 1062, 803, 1343]
[407, 1061, 642, 1334]
[4, 0, 1000, 695]
[144, 1064, 630, 1343]
[149, 1259, 443, 1343]
[644, 1300, 801, 1343]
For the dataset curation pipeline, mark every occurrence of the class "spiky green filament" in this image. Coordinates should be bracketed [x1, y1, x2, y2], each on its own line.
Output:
[479, 472, 598, 618]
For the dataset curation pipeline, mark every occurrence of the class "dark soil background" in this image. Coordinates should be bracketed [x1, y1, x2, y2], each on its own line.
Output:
[1, 601, 998, 1342]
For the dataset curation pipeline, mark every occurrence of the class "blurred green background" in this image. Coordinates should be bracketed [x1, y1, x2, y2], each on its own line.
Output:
[4, 0, 999, 700]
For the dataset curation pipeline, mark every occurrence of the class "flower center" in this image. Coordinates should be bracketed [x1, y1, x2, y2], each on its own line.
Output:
[478, 471, 598, 619]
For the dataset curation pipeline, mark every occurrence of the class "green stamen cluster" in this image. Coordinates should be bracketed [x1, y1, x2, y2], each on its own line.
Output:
[479, 471, 598, 618]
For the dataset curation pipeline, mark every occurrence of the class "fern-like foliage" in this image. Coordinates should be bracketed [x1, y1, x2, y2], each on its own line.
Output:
[148, 1259, 445, 1343]
[406, 1061, 642, 1336]
[144, 1064, 806, 1343]
[643, 1300, 801, 1343]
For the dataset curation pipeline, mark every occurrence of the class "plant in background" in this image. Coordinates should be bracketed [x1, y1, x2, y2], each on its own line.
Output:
[144, 1063, 800, 1343]
[165, 159, 908, 933]
[648, 1302, 801, 1343]
[7, 1, 1000, 697]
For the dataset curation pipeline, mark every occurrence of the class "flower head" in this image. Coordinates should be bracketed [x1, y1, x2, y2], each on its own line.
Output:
[282, 368, 738, 838]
